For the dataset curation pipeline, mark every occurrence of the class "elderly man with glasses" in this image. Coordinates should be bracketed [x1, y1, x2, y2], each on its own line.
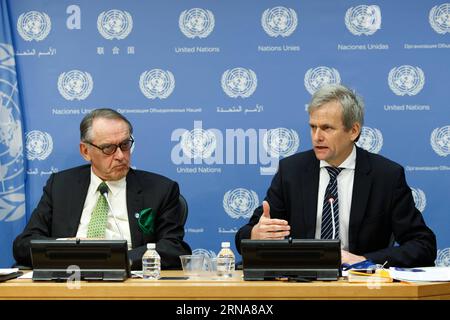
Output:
[13, 108, 191, 270]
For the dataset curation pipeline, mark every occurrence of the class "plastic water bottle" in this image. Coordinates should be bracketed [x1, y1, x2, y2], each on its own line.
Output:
[216, 241, 235, 278]
[142, 243, 161, 280]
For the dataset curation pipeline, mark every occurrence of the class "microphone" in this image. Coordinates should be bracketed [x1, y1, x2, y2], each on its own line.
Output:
[99, 184, 124, 240]
[328, 197, 336, 239]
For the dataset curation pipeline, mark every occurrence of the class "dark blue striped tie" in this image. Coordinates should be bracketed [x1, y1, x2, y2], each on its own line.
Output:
[321, 167, 343, 239]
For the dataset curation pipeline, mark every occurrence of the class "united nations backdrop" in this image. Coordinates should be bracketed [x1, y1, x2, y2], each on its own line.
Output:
[0, 0, 449, 268]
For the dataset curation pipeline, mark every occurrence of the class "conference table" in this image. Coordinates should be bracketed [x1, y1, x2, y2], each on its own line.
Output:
[1, 270, 449, 300]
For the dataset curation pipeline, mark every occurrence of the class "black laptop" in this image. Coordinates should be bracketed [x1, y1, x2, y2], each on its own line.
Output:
[30, 239, 130, 281]
[240, 239, 341, 281]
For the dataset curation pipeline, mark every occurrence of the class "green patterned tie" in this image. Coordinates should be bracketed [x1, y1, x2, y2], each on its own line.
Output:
[87, 182, 109, 238]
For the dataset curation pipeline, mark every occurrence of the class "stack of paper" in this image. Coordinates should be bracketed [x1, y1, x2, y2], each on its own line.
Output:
[389, 267, 450, 282]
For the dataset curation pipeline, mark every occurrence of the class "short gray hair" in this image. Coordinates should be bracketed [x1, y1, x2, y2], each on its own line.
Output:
[80, 108, 133, 142]
[307, 84, 364, 130]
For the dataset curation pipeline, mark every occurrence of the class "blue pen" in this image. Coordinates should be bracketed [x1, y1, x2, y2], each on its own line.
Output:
[394, 267, 424, 272]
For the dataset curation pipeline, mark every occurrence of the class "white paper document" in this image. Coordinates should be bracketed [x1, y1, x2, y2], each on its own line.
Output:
[0, 268, 19, 275]
[389, 267, 450, 282]
[18, 271, 33, 279]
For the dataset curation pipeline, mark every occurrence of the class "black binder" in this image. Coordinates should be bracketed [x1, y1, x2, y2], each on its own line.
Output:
[0, 271, 23, 282]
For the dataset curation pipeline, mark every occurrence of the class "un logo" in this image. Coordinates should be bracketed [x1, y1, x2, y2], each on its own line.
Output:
[25, 130, 53, 161]
[356, 127, 383, 154]
[411, 188, 426, 213]
[57, 70, 93, 101]
[223, 188, 259, 219]
[0, 43, 15, 66]
[180, 128, 216, 159]
[221, 67, 257, 98]
[263, 128, 299, 158]
[192, 248, 217, 259]
[179, 8, 215, 39]
[139, 69, 175, 100]
[388, 65, 425, 96]
[17, 11, 51, 41]
[430, 125, 450, 157]
[0, 46, 26, 222]
[429, 4, 450, 34]
[436, 248, 450, 267]
[97, 9, 133, 40]
[345, 5, 381, 36]
[261, 6, 298, 37]
[304, 66, 341, 95]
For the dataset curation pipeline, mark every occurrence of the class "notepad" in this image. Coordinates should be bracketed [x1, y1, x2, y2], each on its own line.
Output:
[347, 268, 393, 283]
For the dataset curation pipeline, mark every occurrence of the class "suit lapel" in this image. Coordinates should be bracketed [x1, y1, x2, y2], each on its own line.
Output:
[348, 147, 373, 252]
[126, 169, 144, 248]
[67, 167, 90, 236]
[302, 155, 320, 238]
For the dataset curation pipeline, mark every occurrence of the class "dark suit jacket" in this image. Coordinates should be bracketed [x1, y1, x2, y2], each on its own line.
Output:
[236, 147, 436, 267]
[13, 165, 191, 270]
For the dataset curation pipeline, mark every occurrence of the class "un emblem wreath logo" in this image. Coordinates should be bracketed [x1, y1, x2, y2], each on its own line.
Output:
[430, 126, 450, 157]
[17, 11, 51, 42]
[411, 188, 426, 213]
[345, 5, 381, 36]
[97, 9, 133, 40]
[180, 128, 216, 159]
[0, 44, 15, 66]
[179, 8, 215, 39]
[388, 65, 425, 96]
[139, 69, 175, 100]
[304, 66, 341, 95]
[25, 130, 53, 161]
[192, 248, 217, 259]
[0, 45, 26, 222]
[429, 4, 450, 34]
[356, 127, 383, 154]
[261, 6, 298, 38]
[57, 70, 93, 101]
[221, 68, 257, 98]
[436, 248, 450, 267]
[223, 188, 259, 219]
[263, 128, 299, 158]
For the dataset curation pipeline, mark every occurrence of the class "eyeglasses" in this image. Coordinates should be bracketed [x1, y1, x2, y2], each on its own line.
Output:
[85, 137, 134, 155]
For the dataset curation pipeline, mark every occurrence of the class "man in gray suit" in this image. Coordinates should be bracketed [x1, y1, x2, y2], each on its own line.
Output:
[14, 108, 191, 269]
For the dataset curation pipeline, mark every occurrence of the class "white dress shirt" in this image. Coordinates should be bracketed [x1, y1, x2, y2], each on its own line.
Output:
[314, 145, 356, 250]
[76, 170, 132, 249]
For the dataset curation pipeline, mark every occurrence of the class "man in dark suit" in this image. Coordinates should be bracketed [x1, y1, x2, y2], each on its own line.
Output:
[13, 108, 191, 270]
[235, 84, 436, 267]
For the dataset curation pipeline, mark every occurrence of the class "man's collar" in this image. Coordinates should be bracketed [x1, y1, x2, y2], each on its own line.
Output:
[90, 169, 126, 196]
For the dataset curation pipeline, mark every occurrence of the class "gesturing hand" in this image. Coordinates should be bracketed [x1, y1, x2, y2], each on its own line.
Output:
[341, 250, 366, 265]
[250, 201, 290, 240]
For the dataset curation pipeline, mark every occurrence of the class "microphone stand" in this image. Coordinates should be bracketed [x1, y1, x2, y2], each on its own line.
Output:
[329, 197, 336, 239]
[99, 186, 124, 240]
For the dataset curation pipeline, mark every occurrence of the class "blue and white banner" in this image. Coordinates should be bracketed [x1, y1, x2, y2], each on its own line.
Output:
[1, 0, 449, 267]
[0, 0, 26, 267]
